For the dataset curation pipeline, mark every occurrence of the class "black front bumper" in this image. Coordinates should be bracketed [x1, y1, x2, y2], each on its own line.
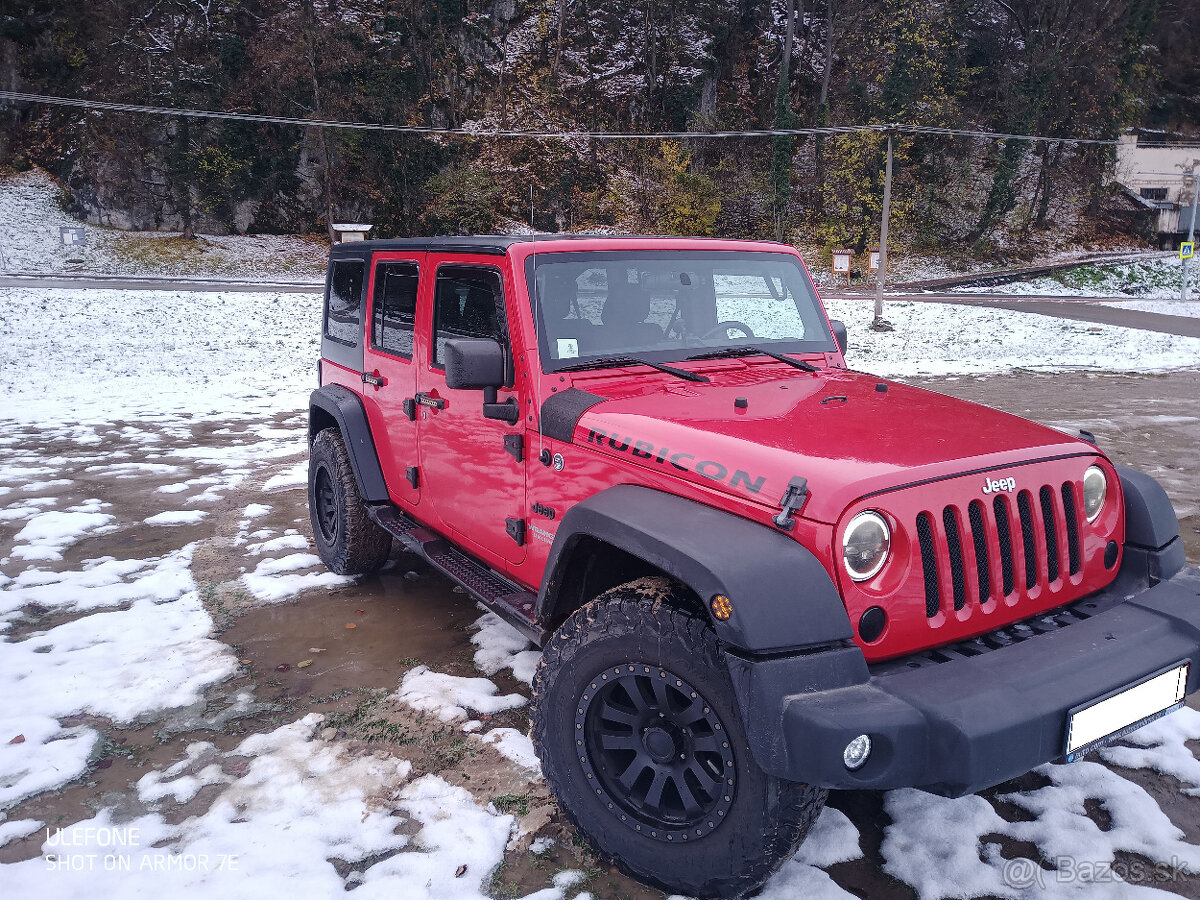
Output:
[729, 545, 1200, 798]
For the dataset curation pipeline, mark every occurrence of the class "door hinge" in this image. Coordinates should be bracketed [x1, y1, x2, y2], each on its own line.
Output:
[402, 398, 416, 421]
[406, 466, 419, 489]
[505, 517, 526, 546]
[504, 433, 524, 462]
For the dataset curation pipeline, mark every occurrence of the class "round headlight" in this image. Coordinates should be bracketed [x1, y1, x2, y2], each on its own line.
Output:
[843, 511, 891, 582]
[1083, 466, 1107, 522]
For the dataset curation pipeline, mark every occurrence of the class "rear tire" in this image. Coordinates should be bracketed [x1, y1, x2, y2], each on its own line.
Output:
[308, 428, 392, 575]
[531, 577, 826, 899]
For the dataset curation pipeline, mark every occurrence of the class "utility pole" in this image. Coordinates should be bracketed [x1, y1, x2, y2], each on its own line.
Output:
[1183, 173, 1198, 302]
[872, 130, 894, 331]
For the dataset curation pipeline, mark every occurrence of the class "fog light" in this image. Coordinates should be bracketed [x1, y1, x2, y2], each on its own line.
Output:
[843, 734, 872, 771]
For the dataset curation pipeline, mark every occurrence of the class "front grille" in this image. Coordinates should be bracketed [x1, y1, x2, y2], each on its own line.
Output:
[919, 481, 1083, 619]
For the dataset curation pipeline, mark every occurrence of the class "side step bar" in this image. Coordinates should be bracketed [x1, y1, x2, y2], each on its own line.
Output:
[368, 504, 546, 646]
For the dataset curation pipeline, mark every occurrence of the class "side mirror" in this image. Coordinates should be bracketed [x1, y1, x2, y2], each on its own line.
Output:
[444, 338, 519, 425]
[444, 338, 505, 390]
[829, 319, 848, 355]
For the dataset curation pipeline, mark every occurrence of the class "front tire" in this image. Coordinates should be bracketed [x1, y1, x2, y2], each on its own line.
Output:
[531, 578, 826, 899]
[308, 428, 392, 575]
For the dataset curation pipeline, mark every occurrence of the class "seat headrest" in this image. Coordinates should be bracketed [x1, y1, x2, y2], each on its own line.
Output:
[602, 284, 651, 326]
[538, 270, 577, 321]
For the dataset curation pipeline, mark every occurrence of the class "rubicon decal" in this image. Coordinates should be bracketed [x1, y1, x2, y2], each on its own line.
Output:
[982, 476, 1016, 494]
[586, 428, 765, 494]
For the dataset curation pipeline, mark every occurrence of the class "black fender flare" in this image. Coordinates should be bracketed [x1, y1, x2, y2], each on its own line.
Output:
[537, 484, 852, 654]
[309, 385, 389, 502]
[1116, 464, 1185, 584]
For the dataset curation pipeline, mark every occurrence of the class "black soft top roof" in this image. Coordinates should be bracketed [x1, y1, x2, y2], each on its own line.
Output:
[328, 234, 790, 258]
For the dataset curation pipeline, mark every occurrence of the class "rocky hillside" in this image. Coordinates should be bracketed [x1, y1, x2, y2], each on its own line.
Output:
[1, 0, 1197, 258]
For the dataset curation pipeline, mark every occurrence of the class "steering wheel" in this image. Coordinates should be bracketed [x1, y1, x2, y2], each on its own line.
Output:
[701, 320, 755, 339]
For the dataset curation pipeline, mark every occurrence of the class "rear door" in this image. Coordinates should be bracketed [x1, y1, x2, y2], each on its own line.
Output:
[361, 253, 425, 508]
[414, 259, 526, 567]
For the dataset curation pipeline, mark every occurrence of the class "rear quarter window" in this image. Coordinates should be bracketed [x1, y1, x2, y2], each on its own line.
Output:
[326, 260, 365, 347]
[371, 262, 419, 359]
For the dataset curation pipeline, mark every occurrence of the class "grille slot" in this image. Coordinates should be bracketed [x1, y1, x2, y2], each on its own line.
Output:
[942, 507, 968, 610]
[1062, 482, 1081, 575]
[916, 512, 940, 617]
[1017, 491, 1038, 589]
[1039, 486, 1060, 583]
[968, 501, 991, 603]
[994, 497, 1015, 596]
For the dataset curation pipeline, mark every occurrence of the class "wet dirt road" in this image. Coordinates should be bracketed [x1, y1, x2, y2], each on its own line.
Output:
[2, 369, 1199, 899]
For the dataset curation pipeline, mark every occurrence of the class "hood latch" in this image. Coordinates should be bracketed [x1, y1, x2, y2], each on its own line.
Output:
[772, 476, 809, 531]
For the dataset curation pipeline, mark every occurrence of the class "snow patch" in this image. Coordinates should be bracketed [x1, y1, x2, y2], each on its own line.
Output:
[472, 611, 542, 686]
[479, 728, 542, 776]
[10, 508, 115, 561]
[144, 510, 208, 526]
[396, 666, 527, 723]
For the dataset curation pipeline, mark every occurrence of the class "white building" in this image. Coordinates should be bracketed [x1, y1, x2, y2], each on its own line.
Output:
[1113, 134, 1200, 247]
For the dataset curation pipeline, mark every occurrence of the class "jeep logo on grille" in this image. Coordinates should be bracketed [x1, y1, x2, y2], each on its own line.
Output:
[983, 476, 1016, 494]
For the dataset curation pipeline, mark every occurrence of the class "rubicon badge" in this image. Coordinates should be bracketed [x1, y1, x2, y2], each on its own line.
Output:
[983, 476, 1016, 494]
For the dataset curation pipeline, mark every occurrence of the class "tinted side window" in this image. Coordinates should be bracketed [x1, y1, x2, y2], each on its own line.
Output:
[432, 267, 506, 367]
[370, 262, 419, 359]
[326, 260, 365, 347]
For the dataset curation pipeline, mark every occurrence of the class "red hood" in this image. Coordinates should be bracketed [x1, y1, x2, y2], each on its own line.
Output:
[570, 365, 1096, 523]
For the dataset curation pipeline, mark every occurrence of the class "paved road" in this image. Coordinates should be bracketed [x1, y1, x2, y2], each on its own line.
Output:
[825, 291, 1200, 338]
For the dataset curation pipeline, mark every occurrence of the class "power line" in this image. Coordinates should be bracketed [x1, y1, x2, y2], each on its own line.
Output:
[0, 90, 1119, 145]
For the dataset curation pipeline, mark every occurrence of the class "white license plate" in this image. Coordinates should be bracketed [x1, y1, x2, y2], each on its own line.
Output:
[1065, 662, 1189, 761]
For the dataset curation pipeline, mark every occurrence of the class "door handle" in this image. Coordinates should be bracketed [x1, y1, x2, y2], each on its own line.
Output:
[362, 371, 387, 388]
[414, 391, 445, 410]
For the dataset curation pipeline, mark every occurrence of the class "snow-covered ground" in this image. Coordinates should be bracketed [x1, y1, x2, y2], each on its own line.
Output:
[957, 256, 1190, 300]
[0, 168, 326, 280]
[0, 287, 321, 423]
[822, 297, 1200, 376]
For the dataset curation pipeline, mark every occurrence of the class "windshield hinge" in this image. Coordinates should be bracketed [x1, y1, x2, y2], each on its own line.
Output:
[772, 476, 809, 531]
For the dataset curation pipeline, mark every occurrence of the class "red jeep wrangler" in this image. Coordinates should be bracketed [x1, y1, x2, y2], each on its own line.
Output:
[309, 236, 1200, 898]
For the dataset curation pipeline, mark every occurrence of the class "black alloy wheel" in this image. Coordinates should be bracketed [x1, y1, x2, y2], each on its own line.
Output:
[579, 664, 736, 841]
[307, 428, 392, 576]
[313, 464, 339, 545]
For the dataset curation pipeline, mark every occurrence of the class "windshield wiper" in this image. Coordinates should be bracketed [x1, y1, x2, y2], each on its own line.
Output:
[558, 355, 710, 383]
[686, 346, 820, 372]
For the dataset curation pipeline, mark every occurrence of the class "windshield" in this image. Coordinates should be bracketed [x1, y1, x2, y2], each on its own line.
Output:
[524, 250, 835, 372]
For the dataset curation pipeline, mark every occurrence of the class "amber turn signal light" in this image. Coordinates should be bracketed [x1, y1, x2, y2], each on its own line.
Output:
[711, 594, 733, 620]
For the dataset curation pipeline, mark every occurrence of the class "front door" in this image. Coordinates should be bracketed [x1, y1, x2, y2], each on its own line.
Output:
[362, 253, 424, 508]
[415, 260, 526, 567]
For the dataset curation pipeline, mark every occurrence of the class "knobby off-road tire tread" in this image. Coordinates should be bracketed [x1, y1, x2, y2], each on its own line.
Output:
[531, 577, 827, 899]
[309, 428, 392, 576]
